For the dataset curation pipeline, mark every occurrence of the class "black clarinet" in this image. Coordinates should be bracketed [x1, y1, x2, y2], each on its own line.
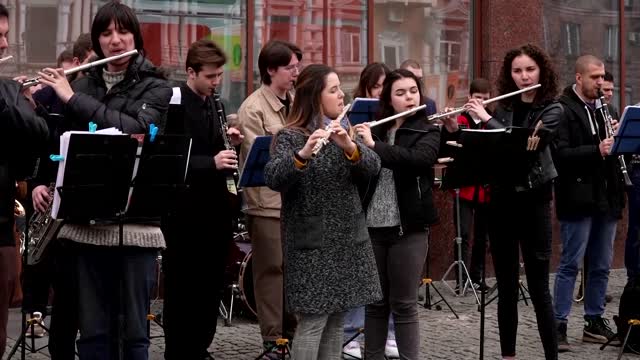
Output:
[212, 90, 239, 195]
[596, 89, 632, 186]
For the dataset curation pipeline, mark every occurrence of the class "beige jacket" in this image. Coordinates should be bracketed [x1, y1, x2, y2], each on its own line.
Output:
[238, 85, 291, 218]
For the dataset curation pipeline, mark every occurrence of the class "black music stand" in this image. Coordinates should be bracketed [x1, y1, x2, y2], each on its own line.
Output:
[443, 126, 549, 360]
[239, 135, 272, 189]
[348, 97, 379, 125]
[56, 133, 190, 360]
[127, 134, 191, 342]
[612, 105, 640, 154]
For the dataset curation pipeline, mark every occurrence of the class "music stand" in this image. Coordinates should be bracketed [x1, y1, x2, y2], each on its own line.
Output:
[239, 135, 272, 189]
[612, 105, 640, 154]
[348, 97, 379, 125]
[443, 126, 547, 360]
[55, 133, 190, 360]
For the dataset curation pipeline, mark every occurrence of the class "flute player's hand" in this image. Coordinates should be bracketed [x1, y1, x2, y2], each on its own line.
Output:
[37, 68, 74, 104]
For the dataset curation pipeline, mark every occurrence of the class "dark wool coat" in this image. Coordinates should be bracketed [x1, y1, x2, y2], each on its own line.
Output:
[264, 128, 382, 314]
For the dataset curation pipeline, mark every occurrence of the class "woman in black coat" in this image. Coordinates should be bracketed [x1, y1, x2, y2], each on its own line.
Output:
[444, 43, 561, 360]
[354, 69, 440, 360]
[35, 3, 171, 359]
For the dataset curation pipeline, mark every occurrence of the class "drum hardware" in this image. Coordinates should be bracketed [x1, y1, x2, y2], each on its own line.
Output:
[220, 231, 256, 327]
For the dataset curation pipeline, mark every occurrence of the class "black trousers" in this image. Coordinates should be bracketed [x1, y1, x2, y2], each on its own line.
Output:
[453, 199, 489, 284]
[162, 218, 232, 360]
[22, 239, 79, 360]
[488, 185, 558, 360]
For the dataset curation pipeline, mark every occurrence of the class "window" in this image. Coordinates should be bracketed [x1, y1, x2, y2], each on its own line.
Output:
[544, 0, 624, 107]
[564, 23, 581, 56]
[605, 25, 619, 61]
[440, 41, 461, 72]
[374, 0, 471, 109]
[6, 0, 247, 112]
[253, 0, 368, 97]
[341, 32, 361, 64]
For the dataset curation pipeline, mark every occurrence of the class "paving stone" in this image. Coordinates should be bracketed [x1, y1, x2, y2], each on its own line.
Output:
[4, 269, 631, 359]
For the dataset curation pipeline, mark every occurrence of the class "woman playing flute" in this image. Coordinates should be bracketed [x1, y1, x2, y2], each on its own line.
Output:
[264, 64, 381, 360]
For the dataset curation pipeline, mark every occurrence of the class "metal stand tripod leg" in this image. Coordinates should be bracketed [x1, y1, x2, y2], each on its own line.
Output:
[422, 278, 458, 319]
[7, 313, 51, 359]
[441, 189, 480, 305]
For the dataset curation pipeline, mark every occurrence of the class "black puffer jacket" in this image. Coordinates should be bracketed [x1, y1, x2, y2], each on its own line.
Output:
[0, 80, 48, 246]
[64, 54, 171, 133]
[359, 112, 441, 231]
[553, 85, 625, 220]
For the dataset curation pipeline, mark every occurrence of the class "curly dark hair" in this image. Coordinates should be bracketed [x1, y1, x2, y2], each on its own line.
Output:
[496, 43, 559, 108]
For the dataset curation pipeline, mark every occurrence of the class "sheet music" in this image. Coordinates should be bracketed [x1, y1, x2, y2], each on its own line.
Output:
[51, 128, 123, 219]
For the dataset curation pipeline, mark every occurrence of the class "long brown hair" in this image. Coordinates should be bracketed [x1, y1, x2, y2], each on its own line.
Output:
[353, 62, 390, 99]
[286, 64, 336, 134]
[497, 43, 559, 108]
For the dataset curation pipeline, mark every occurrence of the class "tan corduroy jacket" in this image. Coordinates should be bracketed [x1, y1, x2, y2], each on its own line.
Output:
[237, 85, 292, 218]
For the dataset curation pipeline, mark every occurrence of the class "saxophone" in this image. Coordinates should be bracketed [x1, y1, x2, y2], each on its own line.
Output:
[26, 184, 63, 265]
[212, 90, 239, 195]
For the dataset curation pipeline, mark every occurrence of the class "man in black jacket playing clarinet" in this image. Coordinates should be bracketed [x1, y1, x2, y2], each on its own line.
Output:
[162, 39, 244, 360]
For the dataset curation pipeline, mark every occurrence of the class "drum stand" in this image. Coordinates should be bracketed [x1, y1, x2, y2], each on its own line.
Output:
[441, 189, 480, 305]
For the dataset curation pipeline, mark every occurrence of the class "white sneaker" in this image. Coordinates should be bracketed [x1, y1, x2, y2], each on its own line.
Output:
[343, 340, 362, 359]
[385, 339, 399, 358]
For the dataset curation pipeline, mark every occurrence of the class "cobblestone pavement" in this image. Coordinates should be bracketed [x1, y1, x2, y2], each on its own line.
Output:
[4, 269, 632, 359]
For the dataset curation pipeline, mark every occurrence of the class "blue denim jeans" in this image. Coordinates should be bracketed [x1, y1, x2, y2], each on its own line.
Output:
[625, 166, 640, 280]
[344, 306, 395, 343]
[554, 215, 617, 322]
[75, 245, 158, 360]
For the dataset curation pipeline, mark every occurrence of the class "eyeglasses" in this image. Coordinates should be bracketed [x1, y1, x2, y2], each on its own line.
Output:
[283, 63, 301, 73]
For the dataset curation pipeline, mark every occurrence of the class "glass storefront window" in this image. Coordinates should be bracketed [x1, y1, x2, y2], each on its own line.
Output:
[373, 0, 472, 110]
[543, 0, 621, 108]
[252, 0, 368, 101]
[4, 0, 246, 112]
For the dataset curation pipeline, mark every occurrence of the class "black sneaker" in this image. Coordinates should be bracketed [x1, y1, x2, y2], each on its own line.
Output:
[583, 317, 621, 345]
[557, 322, 571, 352]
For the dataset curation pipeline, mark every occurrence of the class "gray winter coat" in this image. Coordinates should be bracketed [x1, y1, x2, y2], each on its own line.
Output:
[264, 128, 382, 314]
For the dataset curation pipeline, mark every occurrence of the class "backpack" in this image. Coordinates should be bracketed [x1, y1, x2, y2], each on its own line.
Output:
[616, 276, 640, 354]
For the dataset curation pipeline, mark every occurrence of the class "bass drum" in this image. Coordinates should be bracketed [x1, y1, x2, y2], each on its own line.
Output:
[224, 232, 257, 319]
[238, 249, 257, 318]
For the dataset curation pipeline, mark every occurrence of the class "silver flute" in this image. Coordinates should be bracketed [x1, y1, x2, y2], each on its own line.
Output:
[20, 49, 138, 89]
[368, 84, 542, 128]
[311, 103, 351, 157]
